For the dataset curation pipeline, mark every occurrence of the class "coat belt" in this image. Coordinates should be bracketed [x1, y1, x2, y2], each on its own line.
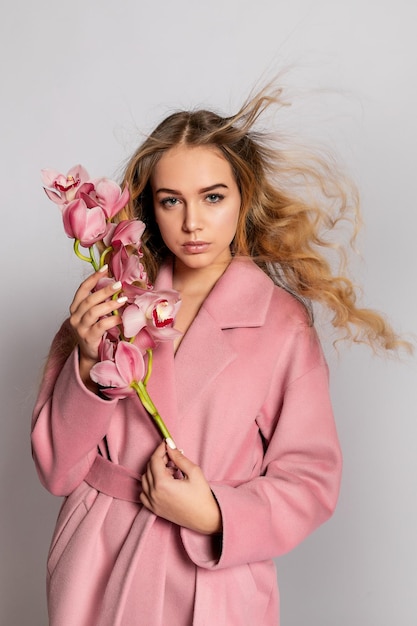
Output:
[84, 454, 143, 503]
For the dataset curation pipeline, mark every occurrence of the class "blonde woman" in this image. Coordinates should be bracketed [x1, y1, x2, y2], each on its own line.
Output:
[32, 86, 406, 625]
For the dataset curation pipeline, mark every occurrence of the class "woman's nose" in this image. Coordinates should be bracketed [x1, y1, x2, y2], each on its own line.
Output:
[182, 202, 202, 232]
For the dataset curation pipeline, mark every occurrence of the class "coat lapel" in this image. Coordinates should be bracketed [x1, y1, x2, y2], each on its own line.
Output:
[173, 257, 275, 417]
[174, 307, 236, 417]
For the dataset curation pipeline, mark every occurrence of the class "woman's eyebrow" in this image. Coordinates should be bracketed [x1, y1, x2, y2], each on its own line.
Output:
[155, 183, 229, 195]
[155, 187, 180, 194]
[199, 183, 228, 193]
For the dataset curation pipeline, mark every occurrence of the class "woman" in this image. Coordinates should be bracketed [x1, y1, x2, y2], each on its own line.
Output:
[32, 88, 404, 625]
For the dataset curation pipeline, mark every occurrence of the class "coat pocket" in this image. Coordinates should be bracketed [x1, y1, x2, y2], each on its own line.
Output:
[47, 482, 97, 577]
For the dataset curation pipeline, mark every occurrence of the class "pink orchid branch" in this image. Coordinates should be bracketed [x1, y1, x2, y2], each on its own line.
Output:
[43, 164, 180, 449]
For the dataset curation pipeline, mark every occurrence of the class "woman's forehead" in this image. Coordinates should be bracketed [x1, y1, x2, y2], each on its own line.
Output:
[151, 145, 236, 191]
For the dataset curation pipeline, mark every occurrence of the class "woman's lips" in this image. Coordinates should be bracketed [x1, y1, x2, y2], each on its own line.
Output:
[182, 241, 210, 254]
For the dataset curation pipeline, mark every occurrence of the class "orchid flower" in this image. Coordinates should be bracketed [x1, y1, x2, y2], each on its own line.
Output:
[132, 327, 158, 352]
[122, 290, 182, 341]
[90, 341, 145, 398]
[77, 178, 129, 220]
[98, 327, 121, 361]
[109, 245, 149, 287]
[62, 197, 109, 248]
[103, 219, 146, 249]
[90, 341, 173, 442]
[41, 165, 90, 205]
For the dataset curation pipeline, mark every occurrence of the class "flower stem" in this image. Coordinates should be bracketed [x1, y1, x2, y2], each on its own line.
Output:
[89, 246, 99, 271]
[100, 246, 113, 268]
[111, 292, 121, 314]
[143, 349, 153, 386]
[131, 380, 172, 441]
[74, 239, 93, 264]
[110, 293, 128, 341]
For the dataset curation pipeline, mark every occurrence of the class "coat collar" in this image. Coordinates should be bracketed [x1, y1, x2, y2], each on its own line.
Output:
[151, 258, 275, 432]
[155, 256, 275, 330]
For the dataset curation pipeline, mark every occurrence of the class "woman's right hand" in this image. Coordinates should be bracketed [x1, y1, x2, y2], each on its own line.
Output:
[69, 266, 127, 389]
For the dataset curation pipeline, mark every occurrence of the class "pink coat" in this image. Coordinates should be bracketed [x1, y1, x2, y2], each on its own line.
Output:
[32, 258, 342, 626]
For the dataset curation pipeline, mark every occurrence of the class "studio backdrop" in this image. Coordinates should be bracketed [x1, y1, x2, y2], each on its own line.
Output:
[1, 1, 416, 624]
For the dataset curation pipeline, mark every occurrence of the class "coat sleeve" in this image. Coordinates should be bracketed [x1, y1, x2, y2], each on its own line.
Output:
[31, 320, 119, 496]
[180, 326, 342, 569]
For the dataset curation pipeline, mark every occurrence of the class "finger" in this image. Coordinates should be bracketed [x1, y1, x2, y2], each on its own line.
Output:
[144, 462, 156, 491]
[70, 281, 127, 351]
[165, 460, 179, 477]
[139, 489, 152, 511]
[69, 266, 110, 314]
[141, 469, 151, 494]
[74, 307, 123, 353]
[73, 296, 126, 337]
[70, 280, 124, 324]
[148, 442, 178, 484]
[149, 441, 168, 462]
[165, 446, 197, 477]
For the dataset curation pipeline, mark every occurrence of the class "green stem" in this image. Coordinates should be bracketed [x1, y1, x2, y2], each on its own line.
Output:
[143, 349, 153, 386]
[74, 239, 93, 264]
[110, 293, 128, 341]
[100, 246, 113, 268]
[111, 292, 121, 313]
[89, 246, 99, 271]
[131, 380, 172, 440]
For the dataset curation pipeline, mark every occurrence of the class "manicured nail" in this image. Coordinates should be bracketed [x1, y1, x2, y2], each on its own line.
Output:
[165, 437, 177, 450]
[117, 296, 128, 304]
[112, 281, 122, 290]
[99, 264, 108, 273]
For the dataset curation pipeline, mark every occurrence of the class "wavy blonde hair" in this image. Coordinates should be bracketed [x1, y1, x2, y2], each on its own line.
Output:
[119, 86, 409, 353]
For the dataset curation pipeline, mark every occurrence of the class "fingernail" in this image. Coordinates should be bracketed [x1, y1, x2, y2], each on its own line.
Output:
[112, 281, 122, 290]
[99, 264, 109, 273]
[165, 437, 177, 450]
[117, 296, 128, 304]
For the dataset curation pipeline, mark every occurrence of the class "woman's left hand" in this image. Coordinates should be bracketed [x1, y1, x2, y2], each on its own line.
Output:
[140, 442, 222, 535]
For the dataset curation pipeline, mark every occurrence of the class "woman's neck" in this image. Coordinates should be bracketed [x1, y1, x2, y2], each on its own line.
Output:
[170, 259, 232, 354]
[172, 259, 232, 299]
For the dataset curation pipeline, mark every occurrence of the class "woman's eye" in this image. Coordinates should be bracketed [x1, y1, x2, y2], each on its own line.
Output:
[206, 193, 224, 203]
[160, 197, 179, 208]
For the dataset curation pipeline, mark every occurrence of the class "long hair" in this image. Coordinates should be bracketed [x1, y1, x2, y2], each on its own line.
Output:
[119, 86, 409, 353]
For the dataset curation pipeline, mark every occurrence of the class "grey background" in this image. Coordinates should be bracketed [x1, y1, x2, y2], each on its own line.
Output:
[1, 1, 416, 624]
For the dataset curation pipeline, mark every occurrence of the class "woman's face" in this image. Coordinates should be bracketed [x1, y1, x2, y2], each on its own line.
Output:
[151, 145, 241, 273]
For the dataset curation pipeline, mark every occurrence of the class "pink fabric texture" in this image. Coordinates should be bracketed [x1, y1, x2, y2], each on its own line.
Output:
[31, 258, 342, 625]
